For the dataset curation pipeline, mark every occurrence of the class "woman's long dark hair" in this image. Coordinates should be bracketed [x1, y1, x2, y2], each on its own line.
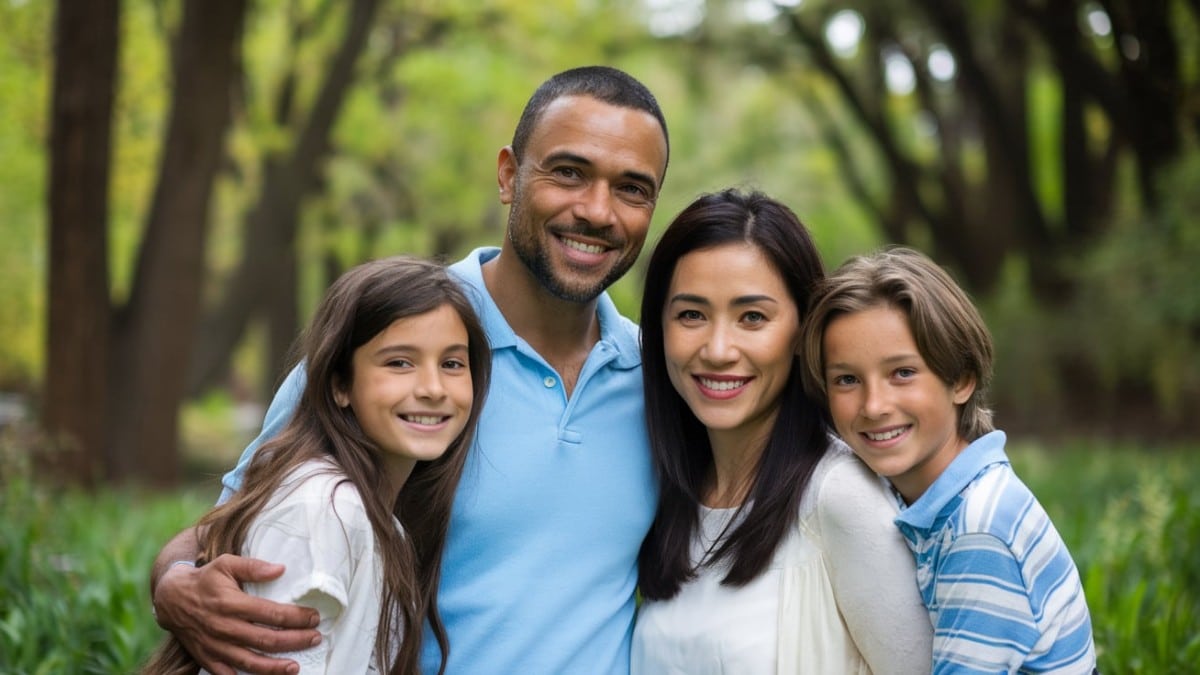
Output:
[637, 189, 827, 600]
[144, 256, 490, 675]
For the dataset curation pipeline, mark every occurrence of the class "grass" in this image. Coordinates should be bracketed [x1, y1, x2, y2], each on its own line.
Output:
[2, 435, 1197, 673]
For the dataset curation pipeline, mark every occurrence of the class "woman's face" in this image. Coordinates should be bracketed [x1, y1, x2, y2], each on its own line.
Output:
[662, 242, 801, 449]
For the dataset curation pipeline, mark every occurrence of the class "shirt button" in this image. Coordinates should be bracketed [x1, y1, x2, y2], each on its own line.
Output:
[543, 376, 557, 388]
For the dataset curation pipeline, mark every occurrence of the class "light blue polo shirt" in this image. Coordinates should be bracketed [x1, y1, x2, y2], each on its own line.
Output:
[220, 247, 658, 674]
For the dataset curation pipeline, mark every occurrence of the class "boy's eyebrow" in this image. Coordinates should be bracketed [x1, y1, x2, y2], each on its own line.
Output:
[824, 353, 922, 370]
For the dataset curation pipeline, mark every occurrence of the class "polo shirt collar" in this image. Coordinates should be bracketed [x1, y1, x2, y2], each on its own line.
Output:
[449, 247, 641, 369]
[894, 430, 1008, 531]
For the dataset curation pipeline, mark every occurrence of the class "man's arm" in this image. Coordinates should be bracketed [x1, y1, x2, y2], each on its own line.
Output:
[151, 527, 321, 675]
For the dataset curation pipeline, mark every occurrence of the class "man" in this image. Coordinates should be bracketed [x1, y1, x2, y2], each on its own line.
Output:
[150, 65, 670, 675]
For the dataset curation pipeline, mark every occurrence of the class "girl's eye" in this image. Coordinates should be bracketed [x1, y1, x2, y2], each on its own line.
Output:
[443, 359, 468, 370]
[676, 309, 704, 322]
[895, 367, 917, 380]
[830, 374, 857, 386]
[386, 359, 413, 369]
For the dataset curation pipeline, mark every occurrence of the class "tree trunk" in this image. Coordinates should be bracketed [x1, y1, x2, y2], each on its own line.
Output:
[108, 0, 247, 485]
[42, 0, 120, 487]
[188, 0, 381, 401]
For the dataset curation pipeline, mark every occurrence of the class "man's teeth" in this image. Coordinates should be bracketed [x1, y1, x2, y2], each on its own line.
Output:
[564, 238, 605, 254]
[865, 428, 906, 441]
[699, 378, 746, 391]
[403, 415, 444, 425]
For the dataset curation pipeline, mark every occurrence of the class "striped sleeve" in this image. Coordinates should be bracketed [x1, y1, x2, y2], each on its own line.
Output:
[931, 531, 1037, 672]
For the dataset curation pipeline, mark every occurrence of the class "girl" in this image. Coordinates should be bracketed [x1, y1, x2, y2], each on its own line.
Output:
[144, 256, 490, 675]
[632, 190, 931, 673]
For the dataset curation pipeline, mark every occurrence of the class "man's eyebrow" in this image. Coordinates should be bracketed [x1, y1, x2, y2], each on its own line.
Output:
[543, 151, 659, 192]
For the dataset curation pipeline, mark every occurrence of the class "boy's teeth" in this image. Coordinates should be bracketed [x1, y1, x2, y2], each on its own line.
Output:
[699, 377, 746, 391]
[865, 428, 905, 441]
[564, 239, 604, 254]
[404, 415, 443, 425]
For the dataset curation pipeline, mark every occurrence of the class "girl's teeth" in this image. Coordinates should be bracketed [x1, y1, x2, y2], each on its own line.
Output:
[404, 415, 443, 425]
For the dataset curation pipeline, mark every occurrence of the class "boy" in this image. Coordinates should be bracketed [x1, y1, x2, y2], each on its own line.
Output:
[801, 246, 1097, 674]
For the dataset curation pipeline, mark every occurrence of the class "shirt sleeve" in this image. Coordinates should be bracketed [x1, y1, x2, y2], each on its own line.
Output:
[241, 476, 381, 674]
[816, 455, 934, 674]
[217, 363, 307, 504]
[929, 531, 1040, 673]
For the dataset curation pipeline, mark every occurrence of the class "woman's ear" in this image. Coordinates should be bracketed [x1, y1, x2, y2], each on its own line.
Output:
[333, 379, 350, 408]
[952, 375, 976, 405]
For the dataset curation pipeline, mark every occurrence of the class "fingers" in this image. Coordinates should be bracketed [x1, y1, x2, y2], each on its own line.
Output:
[152, 555, 320, 674]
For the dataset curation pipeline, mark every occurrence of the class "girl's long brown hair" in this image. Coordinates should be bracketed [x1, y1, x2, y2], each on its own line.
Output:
[144, 256, 490, 674]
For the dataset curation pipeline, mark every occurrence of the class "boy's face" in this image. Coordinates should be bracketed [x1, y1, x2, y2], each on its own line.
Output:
[821, 304, 974, 503]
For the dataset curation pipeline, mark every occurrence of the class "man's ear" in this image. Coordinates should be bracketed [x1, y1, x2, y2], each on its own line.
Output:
[497, 146, 518, 205]
[952, 375, 976, 405]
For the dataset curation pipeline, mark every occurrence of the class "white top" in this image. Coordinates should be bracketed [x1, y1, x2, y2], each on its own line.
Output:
[631, 442, 932, 674]
[210, 458, 399, 675]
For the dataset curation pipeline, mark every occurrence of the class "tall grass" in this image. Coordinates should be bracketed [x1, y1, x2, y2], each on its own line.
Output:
[1, 436, 1197, 673]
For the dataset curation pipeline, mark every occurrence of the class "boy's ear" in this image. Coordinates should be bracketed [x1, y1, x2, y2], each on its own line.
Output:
[952, 375, 976, 405]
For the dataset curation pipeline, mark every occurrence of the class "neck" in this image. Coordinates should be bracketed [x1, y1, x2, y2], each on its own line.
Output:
[482, 247, 602, 392]
[703, 430, 769, 509]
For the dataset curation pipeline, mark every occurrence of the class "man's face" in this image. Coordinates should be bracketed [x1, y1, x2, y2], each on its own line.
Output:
[499, 95, 668, 303]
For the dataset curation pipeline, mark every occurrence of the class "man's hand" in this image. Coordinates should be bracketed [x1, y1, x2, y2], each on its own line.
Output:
[152, 553, 321, 675]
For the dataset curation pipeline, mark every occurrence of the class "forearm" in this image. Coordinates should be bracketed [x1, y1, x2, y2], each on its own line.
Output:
[151, 526, 202, 599]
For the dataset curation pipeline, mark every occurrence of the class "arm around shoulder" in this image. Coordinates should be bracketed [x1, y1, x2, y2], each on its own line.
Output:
[815, 454, 932, 674]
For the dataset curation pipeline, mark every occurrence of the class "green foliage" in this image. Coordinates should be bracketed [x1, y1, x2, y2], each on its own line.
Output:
[1009, 442, 1200, 672]
[0, 435, 210, 673]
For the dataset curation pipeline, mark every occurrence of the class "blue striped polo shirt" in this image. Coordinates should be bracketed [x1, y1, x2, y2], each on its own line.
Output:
[893, 431, 1097, 673]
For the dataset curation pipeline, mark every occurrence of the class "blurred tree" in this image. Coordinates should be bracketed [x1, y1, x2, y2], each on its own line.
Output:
[186, 0, 381, 398]
[44, 0, 119, 486]
[675, 0, 1198, 434]
[44, 0, 247, 486]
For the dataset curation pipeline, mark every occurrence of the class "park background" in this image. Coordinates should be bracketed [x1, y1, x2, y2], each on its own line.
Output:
[2, 0, 1197, 671]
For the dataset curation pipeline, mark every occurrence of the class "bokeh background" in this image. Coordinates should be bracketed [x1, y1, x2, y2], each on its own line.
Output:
[2, 0, 1197, 671]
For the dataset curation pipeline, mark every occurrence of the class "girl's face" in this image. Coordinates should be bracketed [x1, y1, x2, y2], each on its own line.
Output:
[821, 304, 974, 503]
[335, 304, 474, 488]
[662, 243, 801, 452]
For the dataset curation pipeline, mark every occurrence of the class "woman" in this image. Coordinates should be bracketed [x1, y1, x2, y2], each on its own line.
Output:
[633, 189, 931, 673]
[144, 256, 491, 674]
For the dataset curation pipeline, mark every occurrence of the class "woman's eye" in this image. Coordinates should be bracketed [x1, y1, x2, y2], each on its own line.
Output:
[676, 309, 704, 322]
[742, 311, 767, 324]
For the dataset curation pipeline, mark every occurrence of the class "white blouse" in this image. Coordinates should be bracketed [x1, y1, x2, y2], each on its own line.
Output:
[216, 458, 400, 675]
[631, 443, 932, 674]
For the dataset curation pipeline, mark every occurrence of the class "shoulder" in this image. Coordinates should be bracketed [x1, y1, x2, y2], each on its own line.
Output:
[258, 458, 373, 533]
[806, 439, 898, 532]
[953, 462, 1045, 545]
